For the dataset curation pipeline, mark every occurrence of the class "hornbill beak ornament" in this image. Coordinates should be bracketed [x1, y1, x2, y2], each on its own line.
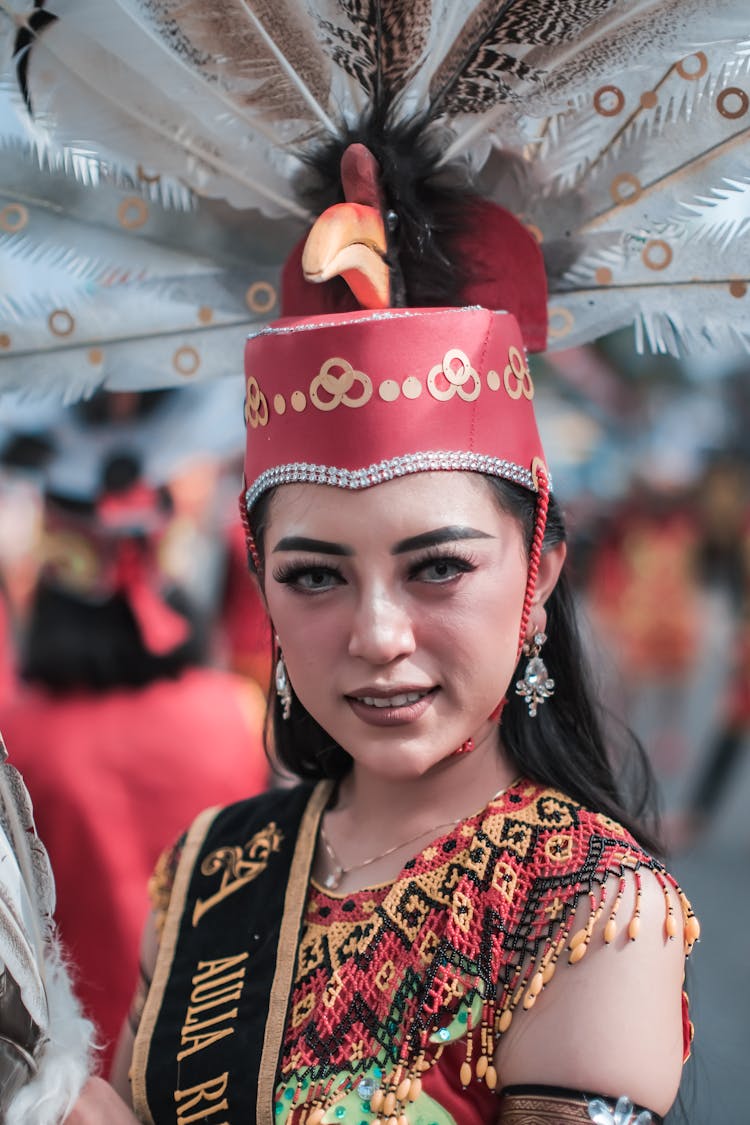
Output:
[301, 143, 394, 310]
[301, 201, 389, 308]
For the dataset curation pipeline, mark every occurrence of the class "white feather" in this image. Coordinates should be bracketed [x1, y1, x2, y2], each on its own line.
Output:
[0, 762, 94, 1123]
[6, 935, 95, 1125]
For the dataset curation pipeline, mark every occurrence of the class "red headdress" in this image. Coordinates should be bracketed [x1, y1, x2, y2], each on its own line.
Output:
[243, 306, 546, 509]
[242, 296, 552, 680]
[242, 141, 553, 668]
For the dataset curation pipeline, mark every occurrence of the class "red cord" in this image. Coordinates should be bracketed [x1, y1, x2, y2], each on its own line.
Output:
[517, 469, 550, 658]
[238, 493, 263, 576]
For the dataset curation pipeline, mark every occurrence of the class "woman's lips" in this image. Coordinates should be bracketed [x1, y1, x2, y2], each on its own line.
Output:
[345, 687, 438, 726]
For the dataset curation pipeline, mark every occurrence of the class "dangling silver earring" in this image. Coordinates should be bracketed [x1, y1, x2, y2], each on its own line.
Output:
[275, 649, 292, 720]
[515, 631, 554, 717]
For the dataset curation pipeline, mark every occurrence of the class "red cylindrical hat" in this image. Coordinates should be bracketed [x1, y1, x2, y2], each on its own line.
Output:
[243, 306, 547, 512]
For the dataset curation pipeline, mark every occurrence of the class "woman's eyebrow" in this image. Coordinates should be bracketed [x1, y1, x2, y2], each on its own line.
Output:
[272, 526, 493, 556]
[272, 536, 353, 556]
[392, 526, 493, 554]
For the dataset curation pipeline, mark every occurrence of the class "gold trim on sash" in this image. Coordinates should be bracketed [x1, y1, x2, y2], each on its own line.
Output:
[132, 804, 221, 1124]
[256, 780, 334, 1125]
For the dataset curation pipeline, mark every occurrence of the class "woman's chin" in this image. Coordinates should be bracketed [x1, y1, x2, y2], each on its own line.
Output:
[339, 737, 466, 783]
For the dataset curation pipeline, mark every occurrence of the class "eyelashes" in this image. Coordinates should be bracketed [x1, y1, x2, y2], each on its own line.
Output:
[407, 545, 477, 582]
[272, 558, 343, 591]
[271, 546, 478, 593]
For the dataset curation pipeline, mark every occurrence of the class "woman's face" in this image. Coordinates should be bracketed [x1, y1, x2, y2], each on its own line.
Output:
[263, 472, 553, 781]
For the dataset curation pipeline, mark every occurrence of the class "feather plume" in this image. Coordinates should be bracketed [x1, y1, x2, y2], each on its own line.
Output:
[314, 0, 434, 107]
[1, 0, 749, 390]
[124, 0, 336, 134]
[0, 134, 303, 395]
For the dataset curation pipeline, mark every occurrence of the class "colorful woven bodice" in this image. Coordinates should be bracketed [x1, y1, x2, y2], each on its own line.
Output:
[274, 779, 697, 1125]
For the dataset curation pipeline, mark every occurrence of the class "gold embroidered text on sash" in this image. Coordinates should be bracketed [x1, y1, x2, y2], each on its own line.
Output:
[174, 1071, 231, 1125]
[178, 953, 249, 1061]
[193, 822, 283, 925]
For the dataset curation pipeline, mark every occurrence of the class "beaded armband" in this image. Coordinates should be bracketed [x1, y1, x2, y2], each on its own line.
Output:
[498, 1086, 662, 1124]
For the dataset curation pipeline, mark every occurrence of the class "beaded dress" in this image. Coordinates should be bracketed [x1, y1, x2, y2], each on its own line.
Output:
[139, 778, 696, 1125]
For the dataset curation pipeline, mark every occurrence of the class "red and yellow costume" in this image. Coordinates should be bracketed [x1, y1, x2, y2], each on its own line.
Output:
[134, 780, 695, 1125]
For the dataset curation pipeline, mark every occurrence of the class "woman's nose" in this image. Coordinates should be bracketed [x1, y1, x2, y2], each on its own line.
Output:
[347, 588, 416, 664]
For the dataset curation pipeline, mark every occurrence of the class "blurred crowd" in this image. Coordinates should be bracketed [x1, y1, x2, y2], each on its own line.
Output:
[573, 451, 750, 849]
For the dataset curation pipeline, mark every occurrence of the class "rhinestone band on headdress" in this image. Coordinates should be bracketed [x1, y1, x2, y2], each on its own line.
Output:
[244, 453, 537, 513]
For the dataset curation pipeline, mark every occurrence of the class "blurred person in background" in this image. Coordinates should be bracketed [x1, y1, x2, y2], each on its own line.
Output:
[666, 455, 750, 849]
[0, 393, 270, 1069]
[585, 472, 701, 780]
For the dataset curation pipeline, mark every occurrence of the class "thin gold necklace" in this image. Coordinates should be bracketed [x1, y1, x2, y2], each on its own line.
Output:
[318, 815, 465, 891]
[318, 777, 520, 891]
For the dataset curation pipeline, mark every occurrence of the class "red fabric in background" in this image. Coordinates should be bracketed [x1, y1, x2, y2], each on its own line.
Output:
[0, 666, 269, 1068]
[219, 518, 272, 688]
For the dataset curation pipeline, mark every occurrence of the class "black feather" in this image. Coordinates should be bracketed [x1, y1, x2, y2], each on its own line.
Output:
[299, 108, 480, 308]
[13, 4, 57, 115]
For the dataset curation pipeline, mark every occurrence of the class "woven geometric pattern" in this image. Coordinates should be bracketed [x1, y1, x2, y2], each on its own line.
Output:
[276, 780, 695, 1123]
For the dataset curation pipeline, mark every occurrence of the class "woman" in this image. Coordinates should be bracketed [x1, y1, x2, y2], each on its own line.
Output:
[67, 301, 697, 1125]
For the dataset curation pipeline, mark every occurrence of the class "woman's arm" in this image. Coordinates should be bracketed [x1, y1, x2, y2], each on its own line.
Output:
[495, 872, 688, 1120]
[110, 911, 161, 1104]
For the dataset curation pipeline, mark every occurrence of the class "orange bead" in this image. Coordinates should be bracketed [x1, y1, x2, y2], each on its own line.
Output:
[485, 1064, 498, 1091]
[383, 1092, 396, 1117]
[569, 942, 587, 964]
[569, 927, 588, 950]
[407, 1077, 422, 1102]
[529, 970, 544, 996]
[460, 1062, 472, 1088]
[497, 1009, 513, 1034]
[370, 1089, 384, 1113]
[396, 1079, 411, 1102]
[476, 1055, 488, 1079]
[665, 913, 678, 939]
[628, 916, 641, 941]
[542, 962, 556, 984]
[604, 919, 617, 944]
[307, 1110, 325, 1125]
[685, 916, 701, 944]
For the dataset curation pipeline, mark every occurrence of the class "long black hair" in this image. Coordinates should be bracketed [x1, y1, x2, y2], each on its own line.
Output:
[248, 475, 661, 852]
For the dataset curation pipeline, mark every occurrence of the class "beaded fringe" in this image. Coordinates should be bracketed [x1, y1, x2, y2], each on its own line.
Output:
[278, 864, 699, 1124]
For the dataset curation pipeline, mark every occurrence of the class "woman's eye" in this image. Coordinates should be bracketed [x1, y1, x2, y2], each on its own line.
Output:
[300, 569, 336, 589]
[286, 566, 343, 592]
[414, 557, 473, 583]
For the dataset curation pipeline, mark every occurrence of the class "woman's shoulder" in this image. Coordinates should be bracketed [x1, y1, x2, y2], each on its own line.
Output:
[487, 781, 697, 1115]
[477, 776, 699, 988]
[148, 780, 319, 938]
[206, 778, 317, 829]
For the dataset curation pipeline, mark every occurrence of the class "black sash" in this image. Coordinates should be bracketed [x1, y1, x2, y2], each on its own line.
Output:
[132, 780, 331, 1125]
